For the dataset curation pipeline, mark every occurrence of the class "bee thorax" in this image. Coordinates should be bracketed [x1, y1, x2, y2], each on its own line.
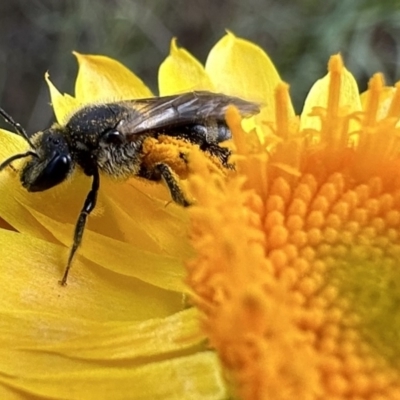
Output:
[97, 141, 143, 177]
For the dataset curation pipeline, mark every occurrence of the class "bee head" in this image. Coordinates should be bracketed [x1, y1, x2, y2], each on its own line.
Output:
[21, 129, 73, 192]
[0, 107, 74, 192]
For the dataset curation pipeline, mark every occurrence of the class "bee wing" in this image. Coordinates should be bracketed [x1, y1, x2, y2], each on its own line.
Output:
[121, 91, 260, 136]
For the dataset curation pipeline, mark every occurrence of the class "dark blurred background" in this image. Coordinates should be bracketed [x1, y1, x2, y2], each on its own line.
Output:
[1, 0, 400, 133]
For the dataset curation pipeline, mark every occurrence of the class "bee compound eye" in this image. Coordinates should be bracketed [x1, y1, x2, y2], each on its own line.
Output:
[102, 130, 125, 144]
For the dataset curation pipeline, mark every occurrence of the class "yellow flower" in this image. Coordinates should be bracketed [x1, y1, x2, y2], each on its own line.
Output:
[0, 34, 270, 399]
[187, 47, 400, 399]
[3, 29, 398, 400]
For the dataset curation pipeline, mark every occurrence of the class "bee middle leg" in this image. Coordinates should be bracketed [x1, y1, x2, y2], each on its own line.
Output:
[155, 163, 191, 207]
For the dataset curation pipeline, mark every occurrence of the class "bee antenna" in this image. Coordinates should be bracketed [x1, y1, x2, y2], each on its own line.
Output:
[0, 107, 37, 150]
[0, 150, 38, 172]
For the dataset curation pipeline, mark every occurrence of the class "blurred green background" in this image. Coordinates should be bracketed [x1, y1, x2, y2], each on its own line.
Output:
[1, 0, 400, 133]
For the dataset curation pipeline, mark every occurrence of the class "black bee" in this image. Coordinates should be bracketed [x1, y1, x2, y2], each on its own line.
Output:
[0, 91, 260, 285]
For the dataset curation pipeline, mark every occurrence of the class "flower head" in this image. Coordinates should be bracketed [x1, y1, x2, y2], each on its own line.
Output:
[186, 48, 400, 399]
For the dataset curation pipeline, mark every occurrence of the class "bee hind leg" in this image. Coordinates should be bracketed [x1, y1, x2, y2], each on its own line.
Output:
[155, 163, 191, 207]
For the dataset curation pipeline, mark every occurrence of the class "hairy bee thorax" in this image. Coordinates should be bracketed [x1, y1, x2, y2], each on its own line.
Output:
[96, 137, 145, 178]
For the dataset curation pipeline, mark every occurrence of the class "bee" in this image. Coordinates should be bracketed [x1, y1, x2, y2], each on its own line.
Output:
[0, 91, 260, 285]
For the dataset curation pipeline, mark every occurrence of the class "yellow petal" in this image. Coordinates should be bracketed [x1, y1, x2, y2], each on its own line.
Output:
[0, 350, 226, 400]
[301, 54, 362, 131]
[0, 216, 13, 231]
[0, 128, 26, 154]
[158, 38, 214, 95]
[30, 209, 187, 292]
[45, 72, 81, 125]
[74, 52, 153, 104]
[29, 308, 202, 359]
[360, 73, 397, 121]
[101, 177, 191, 259]
[0, 297, 227, 399]
[206, 32, 291, 123]
[0, 229, 182, 321]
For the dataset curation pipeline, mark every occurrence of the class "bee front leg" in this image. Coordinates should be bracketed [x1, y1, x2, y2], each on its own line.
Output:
[155, 163, 191, 207]
[59, 168, 100, 286]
